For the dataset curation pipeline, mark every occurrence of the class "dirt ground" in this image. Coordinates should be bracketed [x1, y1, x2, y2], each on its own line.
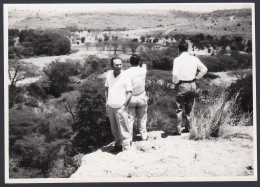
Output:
[70, 126, 255, 180]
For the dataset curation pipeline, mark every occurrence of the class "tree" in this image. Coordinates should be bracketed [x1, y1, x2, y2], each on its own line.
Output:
[104, 34, 110, 42]
[85, 42, 91, 50]
[14, 134, 64, 177]
[128, 41, 140, 54]
[121, 39, 129, 53]
[95, 42, 105, 53]
[72, 81, 113, 153]
[43, 60, 80, 97]
[230, 43, 239, 51]
[9, 29, 20, 37]
[8, 37, 15, 47]
[8, 60, 39, 88]
[110, 41, 120, 54]
[141, 43, 160, 66]
[140, 36, 145, 43]
[81, 37, 85, 43]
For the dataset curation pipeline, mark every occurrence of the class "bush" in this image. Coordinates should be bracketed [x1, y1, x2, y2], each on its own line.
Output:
[43, 60, 81, 97]
[228, 74, 253, 113]
[147, 96, 178, 133]
[189, 91, 251, 140]
[18, 29, 71, 57]
[145, 70, 173, 105]
[81, 56, 110, 79]
[9, 29, 20, 37]
[26, 82, 48, 101]
[199, 54, 251, 72]
[152, 56, 173, 70]
[72, 81, 113, 153]
[9, 86, 26, 108]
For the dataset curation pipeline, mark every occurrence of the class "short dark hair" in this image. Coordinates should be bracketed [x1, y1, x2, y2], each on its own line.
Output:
[111, 57, 121, 67]
[130, 54, 140, 66]
[178, 42, 188, 52]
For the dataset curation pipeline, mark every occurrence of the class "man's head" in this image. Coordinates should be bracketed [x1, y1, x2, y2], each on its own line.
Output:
[178, 42, 188, 53]
[130, 54, 140, 66]
[111, 57, 122, 74]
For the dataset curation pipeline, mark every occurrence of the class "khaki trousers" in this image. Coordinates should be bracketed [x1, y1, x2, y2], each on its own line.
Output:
[128, 93, 148, 141]
[106, 105, 131, 148]
[175, 82, 196, 131]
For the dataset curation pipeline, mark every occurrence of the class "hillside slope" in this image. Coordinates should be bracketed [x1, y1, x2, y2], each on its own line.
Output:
[8, 8, 252, 38]
[70, 127, 254, 180]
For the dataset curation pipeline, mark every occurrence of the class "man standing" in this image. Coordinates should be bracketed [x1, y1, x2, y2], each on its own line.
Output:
[126, 55, 148, 142]
[105, 57, 132, 152]
[172, 42, 208, 135]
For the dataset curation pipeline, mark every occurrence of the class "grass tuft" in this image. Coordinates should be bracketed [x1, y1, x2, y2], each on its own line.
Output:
[189, 91, 251, 140]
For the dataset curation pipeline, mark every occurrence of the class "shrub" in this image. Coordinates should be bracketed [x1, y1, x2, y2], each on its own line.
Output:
[26, 82, 48, 101]
[189, 91, 251, 140]
[81, 56, 110, 79]
[18, 29, 71, 56]
[72, 81, 113, 153]
[9, 29, 20, 37]
[228, 74, 253, 113]
[43, 60, 81, 97]
[152, 56, 173, 70]
[147, 96, 178, 133]
[9, 37, 15, 47]
[199, 54, 251, 72]
[145, 70, 173, 105]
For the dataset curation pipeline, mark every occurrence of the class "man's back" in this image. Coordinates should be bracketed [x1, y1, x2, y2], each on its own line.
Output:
[173, 52, 207, 83]
[126, 64, 147, 96]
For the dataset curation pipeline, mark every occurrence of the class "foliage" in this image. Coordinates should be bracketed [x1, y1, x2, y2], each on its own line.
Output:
[199, 54, 251, 72]
[14, 135, 64, 177]
[43, 60, 81, 97]
[18, 29, 71, 56]
[26, 82, 48, 101]
[8, 85, 26, 108]
[228, 73, 253, 113]
[189, 91, 251, 140]
[145, 70, 173, 105]
[9, 60, 40, 87]
[128, 41, 140, 54]
[9, 37, 15, 47]
[9, 29, 20, 37]
[72, 81, 113, 153]
[147, 96, 178, 133]
[81, 56, 110, 79]
[140, 44, 178, 70]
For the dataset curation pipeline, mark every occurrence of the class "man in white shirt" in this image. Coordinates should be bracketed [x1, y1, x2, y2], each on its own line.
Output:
[126, 55, 148, 142]
[105, 58, 132, 152]
[172, 42, 208, 135]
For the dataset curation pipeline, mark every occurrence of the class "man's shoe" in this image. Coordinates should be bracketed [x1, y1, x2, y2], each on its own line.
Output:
[110, 145, 123, 153]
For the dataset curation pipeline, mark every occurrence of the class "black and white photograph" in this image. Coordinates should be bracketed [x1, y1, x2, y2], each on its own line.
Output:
[3, 2, 257, 183]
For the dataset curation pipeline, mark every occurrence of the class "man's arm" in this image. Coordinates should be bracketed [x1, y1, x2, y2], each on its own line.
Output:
[172, 59, 179, 84]
[196, 60, 208, 80]
[124, 91, 132, 107]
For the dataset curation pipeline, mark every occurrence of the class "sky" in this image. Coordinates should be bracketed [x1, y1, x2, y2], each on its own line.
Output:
[6, 3, 253, 13]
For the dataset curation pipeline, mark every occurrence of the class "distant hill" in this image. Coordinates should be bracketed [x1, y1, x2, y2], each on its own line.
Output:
[8, 8, 252, 38]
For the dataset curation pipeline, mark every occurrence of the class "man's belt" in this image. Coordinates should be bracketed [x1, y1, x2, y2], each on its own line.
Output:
[176, 78, 196, 86]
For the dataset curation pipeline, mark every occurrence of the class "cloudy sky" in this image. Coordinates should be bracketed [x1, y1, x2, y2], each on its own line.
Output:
[6, 3, 253, 13]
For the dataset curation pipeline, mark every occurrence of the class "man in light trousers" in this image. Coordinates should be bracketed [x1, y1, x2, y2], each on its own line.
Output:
[172, 42, 208, 135]
[126, 55, 148, 142]
[105, 57, 132, 152]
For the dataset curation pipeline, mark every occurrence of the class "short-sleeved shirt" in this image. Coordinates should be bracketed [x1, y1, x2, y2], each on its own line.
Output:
[172, 52, 208, 84]
[125, 64, 147, 96]
[105, 70, 132, 108]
